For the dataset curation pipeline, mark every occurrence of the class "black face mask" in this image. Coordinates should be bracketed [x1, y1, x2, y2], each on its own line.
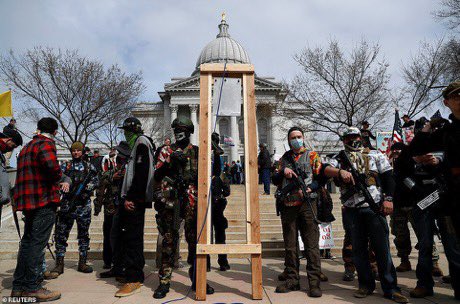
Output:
[174, 130, 190, 147]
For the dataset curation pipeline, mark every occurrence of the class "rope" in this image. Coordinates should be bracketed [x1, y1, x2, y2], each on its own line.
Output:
[162, 61, 227, 304]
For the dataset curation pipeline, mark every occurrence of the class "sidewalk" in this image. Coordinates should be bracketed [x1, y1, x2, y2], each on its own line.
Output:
[0, 256, 456, 304]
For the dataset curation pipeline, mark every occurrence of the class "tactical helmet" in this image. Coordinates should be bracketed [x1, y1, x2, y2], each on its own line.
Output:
[341, 126, 361, 139]
[171, 117, 194, 134]
[118, 117, 143, 133]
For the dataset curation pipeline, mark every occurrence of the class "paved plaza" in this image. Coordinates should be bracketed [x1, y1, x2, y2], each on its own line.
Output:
[0, 255, 456, 304]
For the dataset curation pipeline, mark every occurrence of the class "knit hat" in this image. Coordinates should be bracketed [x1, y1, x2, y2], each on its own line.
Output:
[70, 141, 84, 151]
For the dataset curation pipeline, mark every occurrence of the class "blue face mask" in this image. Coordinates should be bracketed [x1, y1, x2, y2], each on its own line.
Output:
[290, 138, 304, 150]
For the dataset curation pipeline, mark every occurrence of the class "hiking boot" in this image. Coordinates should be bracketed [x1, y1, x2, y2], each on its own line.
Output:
[309, 286, 322, 297]
[77, 255, 93, 273]
[342, 269, 355, 281]
[99, 268, 123, 278]
[153, 283, 170, 299]
[115, 282, 142, 297]
[410, 286, 434, 298]
[432, 261, 444, 277]
[10, 290, 22, 297]
[319, 272, 328, 282]
[275, 281, 300, 293]
[44, 256, 64, 280]
[353, 288, 373, 298]
[442, 275, 451, 284]
[278, 270, 289, 281]
[396, 259, 412, 272]
[385, 291, 409, 303]
[23, 287, 61, 302]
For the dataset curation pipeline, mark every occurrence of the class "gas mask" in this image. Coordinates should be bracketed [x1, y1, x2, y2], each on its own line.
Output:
[174, 131, 187, 142]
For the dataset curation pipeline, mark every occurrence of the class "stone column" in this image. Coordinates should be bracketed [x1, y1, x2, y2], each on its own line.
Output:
[170, 104, 178, 123]
[190, 104, 199, 145]
[230, 116, 240, 162]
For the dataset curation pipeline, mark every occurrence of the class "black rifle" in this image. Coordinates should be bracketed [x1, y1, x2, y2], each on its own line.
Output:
[337, 150, 381, 215]
[287, 154, 320, 224]
[60, 167, 98, 215]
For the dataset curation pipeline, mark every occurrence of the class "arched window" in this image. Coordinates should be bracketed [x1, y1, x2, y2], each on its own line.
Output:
[238, 118, 244, 144]
[219, 118, 230, 143]
[258, 118, 268, 145]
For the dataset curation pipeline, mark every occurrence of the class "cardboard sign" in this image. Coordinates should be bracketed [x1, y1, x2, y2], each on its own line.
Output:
[298, 223, 335, 251]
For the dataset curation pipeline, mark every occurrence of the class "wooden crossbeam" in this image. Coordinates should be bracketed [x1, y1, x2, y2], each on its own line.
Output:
[196, 244, 261, 255]
[196, 63, 262, 301]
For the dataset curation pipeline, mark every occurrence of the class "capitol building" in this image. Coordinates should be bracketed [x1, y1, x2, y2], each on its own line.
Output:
[133, 16, 317, 162]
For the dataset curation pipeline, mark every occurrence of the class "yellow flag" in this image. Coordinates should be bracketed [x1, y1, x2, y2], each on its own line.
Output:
[0, 90, 13, 117]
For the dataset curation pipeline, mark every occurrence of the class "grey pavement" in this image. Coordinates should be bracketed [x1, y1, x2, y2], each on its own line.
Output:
[0, 255, 456, 304]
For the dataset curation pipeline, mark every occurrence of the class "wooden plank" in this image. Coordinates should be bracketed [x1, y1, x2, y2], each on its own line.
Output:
[196, 72, 213, 301]
[200, 63, 254, 74]
[245, 73, 263, 300]
[242, 74, 252, 243]
[197, 244, 261, 255]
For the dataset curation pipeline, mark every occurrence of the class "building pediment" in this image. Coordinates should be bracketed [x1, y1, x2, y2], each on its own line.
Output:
[164, 75, 282, 93]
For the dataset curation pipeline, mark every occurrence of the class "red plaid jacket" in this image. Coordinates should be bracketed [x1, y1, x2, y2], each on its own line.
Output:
[14, 134, 62, 211]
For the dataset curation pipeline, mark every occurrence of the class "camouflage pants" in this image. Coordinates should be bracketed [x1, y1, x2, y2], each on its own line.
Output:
[390, 207, 439, 261]
[156, 201, 197, 285]
[342, 207, 377, 273]
[55, 199, 92, 258]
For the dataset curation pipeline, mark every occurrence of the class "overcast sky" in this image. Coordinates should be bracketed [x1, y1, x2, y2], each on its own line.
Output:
[0, 0, 453, 134]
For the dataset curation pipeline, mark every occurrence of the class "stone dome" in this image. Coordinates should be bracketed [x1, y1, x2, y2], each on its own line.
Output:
[192, 17, 250, 75]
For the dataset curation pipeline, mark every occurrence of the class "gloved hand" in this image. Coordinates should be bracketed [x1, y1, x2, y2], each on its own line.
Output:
[170, 150, 187, 165]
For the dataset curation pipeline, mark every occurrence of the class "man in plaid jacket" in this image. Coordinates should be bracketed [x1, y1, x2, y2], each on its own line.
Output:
[11, 117, 68, 302]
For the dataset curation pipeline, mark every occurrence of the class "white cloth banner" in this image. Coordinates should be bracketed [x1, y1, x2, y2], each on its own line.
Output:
[212, 78, 242, 116]
[298, 223, 335, 251]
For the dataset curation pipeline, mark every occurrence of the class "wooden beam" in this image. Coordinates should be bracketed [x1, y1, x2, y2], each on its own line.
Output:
[244, 73, 263, 300]
[200, 63, 254, 75]
[197, 244, 261, 255]
[196, 72, 212, 301]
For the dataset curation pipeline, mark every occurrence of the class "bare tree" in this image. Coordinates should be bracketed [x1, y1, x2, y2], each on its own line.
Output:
[0, 47, 144, 148]
[283, 39, 393, 137]
[401, 38, 460, 117]
[435, 0, 460, 30]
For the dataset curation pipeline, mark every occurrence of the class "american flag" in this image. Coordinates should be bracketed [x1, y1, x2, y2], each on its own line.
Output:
[390, 109, 403, 146]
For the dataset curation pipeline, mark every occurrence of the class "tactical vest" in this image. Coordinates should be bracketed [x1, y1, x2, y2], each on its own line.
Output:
[281, 150, 313, 207]
[171, 143, 199, 185]
[66, 160, 90, 193]
[341, 148, 379, 195]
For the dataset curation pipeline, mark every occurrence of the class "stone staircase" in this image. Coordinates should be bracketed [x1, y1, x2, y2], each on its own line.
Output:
[0, 185, 417, 260]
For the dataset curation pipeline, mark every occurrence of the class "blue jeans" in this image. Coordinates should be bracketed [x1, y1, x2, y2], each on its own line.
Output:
[345, 207, 399, 295]
[12, 204, 56, 292]
[412, 208, 460, 294]
[261, 168, 271, 194]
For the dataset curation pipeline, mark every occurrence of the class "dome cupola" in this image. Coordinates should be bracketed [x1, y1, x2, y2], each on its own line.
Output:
[192, 14, 250, 75]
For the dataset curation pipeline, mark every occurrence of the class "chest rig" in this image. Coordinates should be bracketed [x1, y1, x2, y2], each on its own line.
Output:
[66, 160, 89, 191]
[281, 150, 313, 206]
[342, 148, 379, 190]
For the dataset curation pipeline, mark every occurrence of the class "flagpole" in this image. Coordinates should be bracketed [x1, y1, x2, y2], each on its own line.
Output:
[389, 108, 398, 151]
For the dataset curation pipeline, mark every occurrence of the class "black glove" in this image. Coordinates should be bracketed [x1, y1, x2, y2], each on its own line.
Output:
[171, 150, 187, 165]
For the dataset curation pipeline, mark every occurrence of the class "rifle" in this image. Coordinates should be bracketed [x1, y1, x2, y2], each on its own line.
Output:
[60, 167, 98, 215]
[288, 154, 320, 224]
[337, 150, 381, 215]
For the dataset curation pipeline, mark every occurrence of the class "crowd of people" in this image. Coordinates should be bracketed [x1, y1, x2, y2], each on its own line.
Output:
[3, 80, 460, 302]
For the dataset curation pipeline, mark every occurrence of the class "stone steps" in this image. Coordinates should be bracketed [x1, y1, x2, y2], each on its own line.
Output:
[0, 185, 419, 260]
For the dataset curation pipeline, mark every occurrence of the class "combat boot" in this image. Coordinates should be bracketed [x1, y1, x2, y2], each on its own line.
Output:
[410, 286, 434, 298]
[275, 281, 300, 293]
[395, 258, 412, 272]
[44, 256, 64, 279]
[342, 269, 355, 281]
[77, 255, 93, 273]
[432, 261, 444, 277]
[278, 269, 289, 281]
[153, 283, 170, 299]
